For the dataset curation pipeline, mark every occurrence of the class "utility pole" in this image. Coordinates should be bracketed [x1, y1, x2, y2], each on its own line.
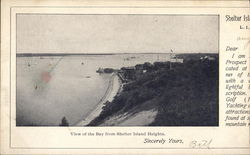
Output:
[170, 49, 173, 70]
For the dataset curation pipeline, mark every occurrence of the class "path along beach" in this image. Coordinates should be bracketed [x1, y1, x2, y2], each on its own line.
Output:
[75, 73, 122, 126]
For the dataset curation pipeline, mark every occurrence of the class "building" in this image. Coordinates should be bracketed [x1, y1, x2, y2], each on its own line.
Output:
[200, 56, 216, 61]
[170, 55, 184, 63]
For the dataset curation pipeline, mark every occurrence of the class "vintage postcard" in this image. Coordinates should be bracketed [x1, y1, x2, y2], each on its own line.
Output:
[1, 0, 249, 154]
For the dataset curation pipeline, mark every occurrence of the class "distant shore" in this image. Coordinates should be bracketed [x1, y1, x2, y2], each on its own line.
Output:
[16, 53, 115, 57]
[75, 73, 122, 126]
[17, 53, 218, 57]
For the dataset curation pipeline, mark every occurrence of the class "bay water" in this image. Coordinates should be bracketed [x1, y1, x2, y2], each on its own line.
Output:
[16, 53, 170, 126]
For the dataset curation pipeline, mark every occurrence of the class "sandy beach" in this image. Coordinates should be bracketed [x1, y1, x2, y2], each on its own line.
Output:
[100, 110, 158, 126]
[75, 73, 122, 126]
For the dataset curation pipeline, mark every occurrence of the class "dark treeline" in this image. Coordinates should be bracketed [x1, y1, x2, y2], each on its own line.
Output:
[88, 56, 219, 126]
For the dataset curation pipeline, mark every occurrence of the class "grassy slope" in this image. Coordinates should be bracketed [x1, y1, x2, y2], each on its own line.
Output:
[88, 58, 219, 126]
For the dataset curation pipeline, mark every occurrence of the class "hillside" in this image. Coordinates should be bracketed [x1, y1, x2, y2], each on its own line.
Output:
[88, 56, 219, 126]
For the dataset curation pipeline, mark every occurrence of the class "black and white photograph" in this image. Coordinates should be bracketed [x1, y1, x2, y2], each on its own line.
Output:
[16, 14, 219, 127]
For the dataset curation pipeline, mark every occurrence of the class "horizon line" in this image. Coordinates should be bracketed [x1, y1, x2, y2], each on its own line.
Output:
[16, 52, 219, 55]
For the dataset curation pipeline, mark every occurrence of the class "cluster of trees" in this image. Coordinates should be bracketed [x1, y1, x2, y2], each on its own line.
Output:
[59, 117, 69, 126]
[88, 57, 219, 126]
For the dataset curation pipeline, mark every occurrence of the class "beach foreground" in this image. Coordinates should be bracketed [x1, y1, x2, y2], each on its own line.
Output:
[75, 73, 122, 126]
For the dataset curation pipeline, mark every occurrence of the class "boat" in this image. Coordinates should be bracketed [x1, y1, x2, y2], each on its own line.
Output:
[96, 68, 104, 73]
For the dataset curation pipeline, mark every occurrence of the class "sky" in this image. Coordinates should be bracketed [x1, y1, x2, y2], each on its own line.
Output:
[17, 14, 218, 54]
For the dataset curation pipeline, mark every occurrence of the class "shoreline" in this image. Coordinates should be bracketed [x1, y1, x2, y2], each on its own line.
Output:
[75, 73, 122, 126]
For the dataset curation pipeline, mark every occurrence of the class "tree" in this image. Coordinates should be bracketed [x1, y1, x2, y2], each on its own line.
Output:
[59, 116, 69, 126]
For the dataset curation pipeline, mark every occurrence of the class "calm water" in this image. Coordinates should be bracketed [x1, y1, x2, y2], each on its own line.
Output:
[16, 54, 170, 126]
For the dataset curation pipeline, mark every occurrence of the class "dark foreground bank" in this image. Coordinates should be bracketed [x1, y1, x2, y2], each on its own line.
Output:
[88, 54, 219, 126]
